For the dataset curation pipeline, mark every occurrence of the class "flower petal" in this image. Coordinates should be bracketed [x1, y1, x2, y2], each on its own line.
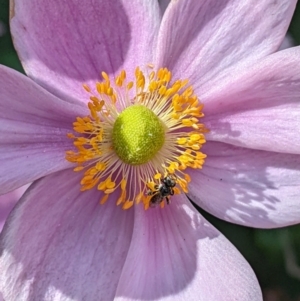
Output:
[10, 0, 161, 101]
[202, 47, 300, 154]
[115, 195, 262, 301]
[0, 186, 28, 232]
[189, 142, 300, 228]
[0, 169, 134, 300]
[0, 65, 85, 194]
[155, 0, 296, 96]
[279, 34, 294, 50]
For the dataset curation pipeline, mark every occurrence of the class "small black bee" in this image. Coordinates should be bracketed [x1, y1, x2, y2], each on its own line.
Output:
[147, 175, 176, 207]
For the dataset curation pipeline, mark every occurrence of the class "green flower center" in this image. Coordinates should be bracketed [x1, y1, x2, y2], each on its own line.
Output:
[112, 104, 165, 165]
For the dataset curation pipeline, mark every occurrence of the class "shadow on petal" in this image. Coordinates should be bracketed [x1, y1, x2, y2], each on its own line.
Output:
[115, 196, 261, 301]
[0, 169, 134, 300]
[11, 0, 131, 101]
[189, 141, 300, 228]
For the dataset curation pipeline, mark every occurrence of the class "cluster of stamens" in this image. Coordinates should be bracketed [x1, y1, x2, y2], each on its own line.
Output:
[66, 66, 208, 209]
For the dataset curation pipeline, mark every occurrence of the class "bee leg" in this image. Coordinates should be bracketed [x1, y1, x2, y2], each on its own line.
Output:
[166, 197, 170, 205]
[170, 188, 174, 196]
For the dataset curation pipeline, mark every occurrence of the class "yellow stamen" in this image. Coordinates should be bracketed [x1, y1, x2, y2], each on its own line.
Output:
[66, 67, 208, 209]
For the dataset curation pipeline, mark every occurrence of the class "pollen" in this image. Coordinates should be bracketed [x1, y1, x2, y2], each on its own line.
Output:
[66, 67, 208, 210]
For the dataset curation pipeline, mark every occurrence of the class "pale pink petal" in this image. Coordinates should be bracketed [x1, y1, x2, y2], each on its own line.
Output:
[203, 47, 300, 154]
[0, 169, 133, 300]
[0, 186, 28, 232]
[10, 0, 160, 102]
[155, 0, 296, 97]
[279, 33, 294, 50]
[115, 195, 262, 301]
[189, 142, 300, 229]
[0, 65, 85, 194]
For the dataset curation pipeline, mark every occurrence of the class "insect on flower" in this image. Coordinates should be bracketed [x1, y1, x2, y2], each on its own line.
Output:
[147, 174, 177, 208]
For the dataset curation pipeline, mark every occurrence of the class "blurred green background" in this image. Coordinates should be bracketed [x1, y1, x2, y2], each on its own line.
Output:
[1, 1, 300, 301]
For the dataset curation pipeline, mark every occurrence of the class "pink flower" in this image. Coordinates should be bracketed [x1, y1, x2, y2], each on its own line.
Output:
[1, 0, 299, 300]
